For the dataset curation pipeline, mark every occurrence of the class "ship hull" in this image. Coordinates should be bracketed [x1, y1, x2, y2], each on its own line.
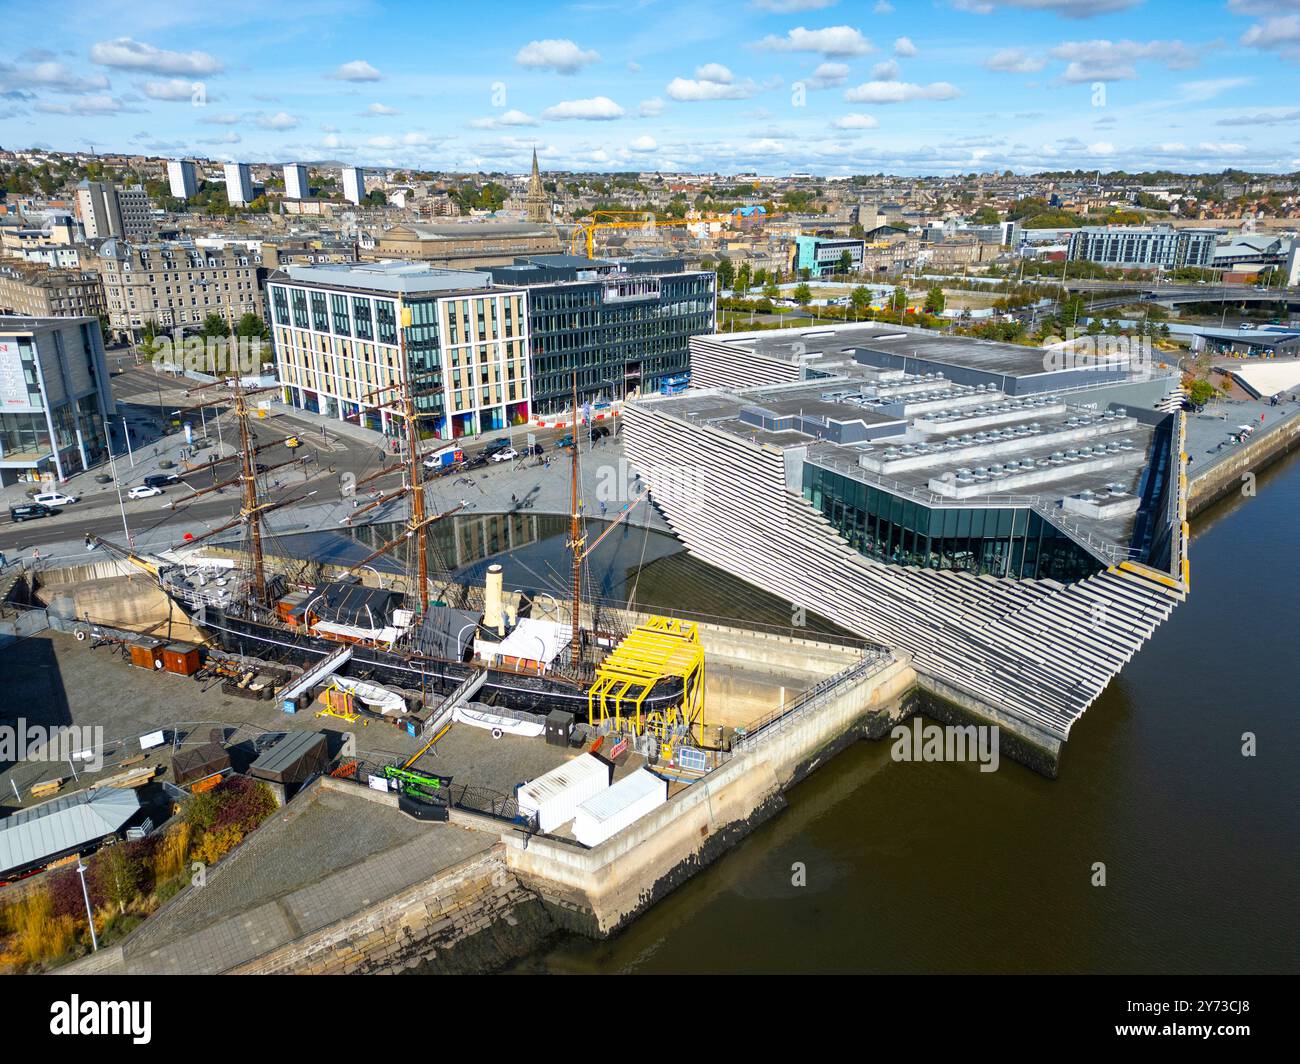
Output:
[187, 605, 684, 717]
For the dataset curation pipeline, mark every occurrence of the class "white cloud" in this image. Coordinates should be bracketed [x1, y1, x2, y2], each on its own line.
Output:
[542, 96, 625, 120]
[953, 0, 1141, 15]
[199, 112, 240, 125]
[893, 36, 918, 57]
[834, 112, 880, 129]
[0, 61, 109, 94]
[366, 102, 400, 116]
[90, 38, 223, 76]
[843, 80, 961, 102]
[695, 63, 734, 83]
[1241, 14, 1300, 59]
[1178, 77, 1252, 102]
[639, 97, 665, 116]
[629, 135, 658, 151]
[1051, 39, 1200, 82]
[515, 39, 600, 74]
[140, 78, 202, 101]
[666, 76, 761, 100]
[469, 109, 539, 128]
[985, 48, 1046, 74]
[751, 0, 839, 11]
[35, 94, 136, 116]
[256, 111, 299, 130]
[807, 61, 850, 88]
[755, 26, 874, 58]
[873, 1, 894, 10]
[872, 59, 901, 80]
[328, 59, 382, 82]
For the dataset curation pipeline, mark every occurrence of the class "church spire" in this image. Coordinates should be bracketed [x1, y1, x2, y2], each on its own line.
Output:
[525, 146, 550, 223]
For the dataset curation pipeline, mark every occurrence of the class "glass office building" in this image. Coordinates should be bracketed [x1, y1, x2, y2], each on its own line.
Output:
[486, 258, 715, 416]
[803, 463, 1099, 582]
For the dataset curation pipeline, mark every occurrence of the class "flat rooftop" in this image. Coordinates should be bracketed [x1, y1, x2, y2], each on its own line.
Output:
[719, 323, 1133, 382]
[280, 261, 497, 295]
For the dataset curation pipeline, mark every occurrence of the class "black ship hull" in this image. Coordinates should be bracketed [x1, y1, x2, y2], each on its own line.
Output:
[187, 605, 684, 717]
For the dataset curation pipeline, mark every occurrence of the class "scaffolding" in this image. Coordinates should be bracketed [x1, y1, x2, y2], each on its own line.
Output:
[588, 617, 706, 747]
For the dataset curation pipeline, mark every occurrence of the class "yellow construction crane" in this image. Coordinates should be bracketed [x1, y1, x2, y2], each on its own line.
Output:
[569, 210, 731, 258]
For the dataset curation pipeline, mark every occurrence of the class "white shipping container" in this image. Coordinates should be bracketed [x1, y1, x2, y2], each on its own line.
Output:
[517, 753, 610, 832]
[572, 768, 668, 848]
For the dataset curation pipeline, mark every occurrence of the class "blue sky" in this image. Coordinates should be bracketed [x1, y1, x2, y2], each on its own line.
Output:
[1, 0, 1299, 176]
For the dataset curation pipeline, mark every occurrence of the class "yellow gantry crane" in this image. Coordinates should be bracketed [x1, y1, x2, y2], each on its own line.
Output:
[588, 616, 706, 747]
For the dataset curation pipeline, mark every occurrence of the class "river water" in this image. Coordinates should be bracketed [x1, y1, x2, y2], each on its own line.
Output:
[505, 453, 1300, 974]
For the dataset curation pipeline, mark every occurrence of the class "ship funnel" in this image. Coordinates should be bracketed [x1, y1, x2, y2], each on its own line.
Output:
[484, 564, 505, 635]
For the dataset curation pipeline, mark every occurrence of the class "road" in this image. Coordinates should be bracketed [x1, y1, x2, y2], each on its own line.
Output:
[1, 365, 622, 557]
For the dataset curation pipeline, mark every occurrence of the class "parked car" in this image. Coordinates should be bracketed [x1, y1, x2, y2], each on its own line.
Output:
[9, 503, 54, 523]
[482, 437, 512, 455]
[521, 443, 545, 456]
[556, 434, 575, 449]
[490, 447, 519, 463]
[143, 473, 181, 489]
[31, 491, 78, 507]
[590, 425, 610, 440]
[128, 485, 163, 500]
[464, 453, 489, 470]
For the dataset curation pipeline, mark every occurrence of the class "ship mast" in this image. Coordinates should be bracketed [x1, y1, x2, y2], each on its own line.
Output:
[233, 376, 266, 603]
[400, 354, 430, 617]
[568, 371, 584, 668]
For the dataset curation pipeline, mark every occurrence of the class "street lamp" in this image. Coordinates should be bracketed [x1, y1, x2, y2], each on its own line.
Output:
[76, 856, 98, 952]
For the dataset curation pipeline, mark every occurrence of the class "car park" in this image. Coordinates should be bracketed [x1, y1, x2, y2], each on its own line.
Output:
[128, 485, 164, 500]
[8, 503, 55, 523]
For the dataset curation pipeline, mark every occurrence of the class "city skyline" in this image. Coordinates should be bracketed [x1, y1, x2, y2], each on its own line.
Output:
[1, 0, 1298, 177]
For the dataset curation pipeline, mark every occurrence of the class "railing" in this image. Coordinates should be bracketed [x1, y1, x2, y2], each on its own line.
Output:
[730, 651, 892, 753]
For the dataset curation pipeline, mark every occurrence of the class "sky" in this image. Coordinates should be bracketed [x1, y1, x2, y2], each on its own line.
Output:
[1, 0, 1299, 177]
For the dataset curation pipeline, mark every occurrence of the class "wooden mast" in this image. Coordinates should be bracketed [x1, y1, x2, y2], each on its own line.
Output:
[233, 376, 266, 603]
[397, 310, 429, 616]
[568, 371, 584, 668]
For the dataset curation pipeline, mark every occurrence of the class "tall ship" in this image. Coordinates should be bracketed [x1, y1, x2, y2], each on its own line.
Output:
[99, 371, 685, 720]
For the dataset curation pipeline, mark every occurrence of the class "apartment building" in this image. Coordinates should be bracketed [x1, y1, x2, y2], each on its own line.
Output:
[341, 167, 366, 206]
[75, 181, 153, 241]
[793, 235, 867, 276]
[0, 315, 113, 485]
[0, 262, 106, 320]
[284, 164, 310, 201]
[167, 160, 198, 200]
[223, 163, 254, 207]
[1067, 224, 1223, 270]
[93, 239, 264, 340]
[267, 261, 530, 439]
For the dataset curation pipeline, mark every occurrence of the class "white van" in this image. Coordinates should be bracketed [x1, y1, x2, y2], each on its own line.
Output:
[32, 491, 78, 507]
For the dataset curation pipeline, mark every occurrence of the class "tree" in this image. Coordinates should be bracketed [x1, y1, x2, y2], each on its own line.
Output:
[716, 257, 735, 290]
[736, 262, 752, 295]
[199, 313, 231, 338]
[793, 283, 812, 307]
[763, 281, 780, 301]
[850, 286, 872, 319]
[890, 286, 908, 311]
[234, 312, 269, 341]
[923, 286, 945, 314]
[838, 251, 853, 275]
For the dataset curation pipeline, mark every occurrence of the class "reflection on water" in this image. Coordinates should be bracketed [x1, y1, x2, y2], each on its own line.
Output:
[509, 454, 1300, 975]
[359, 512, 852, 638]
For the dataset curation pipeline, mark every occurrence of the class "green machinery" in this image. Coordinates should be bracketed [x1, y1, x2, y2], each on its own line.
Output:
[382, 765, 448, 801]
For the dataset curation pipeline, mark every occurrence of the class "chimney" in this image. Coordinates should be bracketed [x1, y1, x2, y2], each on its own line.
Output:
[484, 564, 505, 636]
